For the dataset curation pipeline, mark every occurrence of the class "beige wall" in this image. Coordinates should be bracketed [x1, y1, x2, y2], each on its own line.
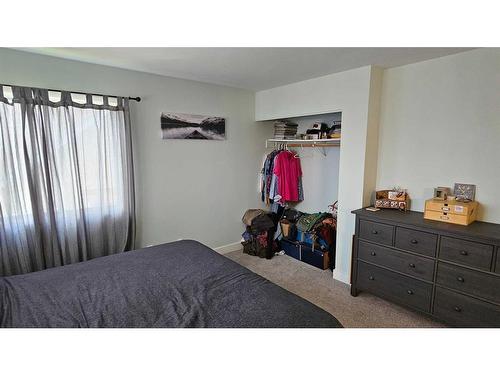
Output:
[0, 48, 273, 250]
[377, 48, 500, 222]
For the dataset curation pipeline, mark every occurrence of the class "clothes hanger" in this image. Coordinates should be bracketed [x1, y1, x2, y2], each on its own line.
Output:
[294, 144, 303, 158]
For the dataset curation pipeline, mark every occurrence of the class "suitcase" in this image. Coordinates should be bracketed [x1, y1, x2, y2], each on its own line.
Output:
[300, 242, 330, 270]
[280, 239, 333, 270]
[280, 239, 301, 261]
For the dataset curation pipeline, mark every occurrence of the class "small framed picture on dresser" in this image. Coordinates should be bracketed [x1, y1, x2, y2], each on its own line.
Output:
[453, 183, 476, 202]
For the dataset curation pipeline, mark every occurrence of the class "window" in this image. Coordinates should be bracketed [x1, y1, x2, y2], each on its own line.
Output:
[0, 85, 134, 275]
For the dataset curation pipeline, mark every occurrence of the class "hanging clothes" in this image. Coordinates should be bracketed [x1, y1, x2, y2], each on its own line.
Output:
[260, 149, 303, 210]
[273, 151, 302, 202]
[260, 149, 280, 204]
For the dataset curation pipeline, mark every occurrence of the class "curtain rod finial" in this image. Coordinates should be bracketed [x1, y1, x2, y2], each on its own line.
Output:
[129, 96, 141, 102]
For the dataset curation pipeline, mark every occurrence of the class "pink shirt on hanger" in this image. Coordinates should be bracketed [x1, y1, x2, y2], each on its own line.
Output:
[273, 151, 302, 202]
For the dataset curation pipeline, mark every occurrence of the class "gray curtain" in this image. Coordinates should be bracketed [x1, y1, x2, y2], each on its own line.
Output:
[0, 85, 135, 276]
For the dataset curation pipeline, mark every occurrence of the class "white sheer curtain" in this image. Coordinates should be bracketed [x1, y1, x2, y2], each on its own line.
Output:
[0, 86, 135, 276]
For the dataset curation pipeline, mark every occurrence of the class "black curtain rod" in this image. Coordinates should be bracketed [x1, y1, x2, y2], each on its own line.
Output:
[1, 83, 141, 102]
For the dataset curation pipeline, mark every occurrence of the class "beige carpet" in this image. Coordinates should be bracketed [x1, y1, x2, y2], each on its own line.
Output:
[225, 250, 445, 328]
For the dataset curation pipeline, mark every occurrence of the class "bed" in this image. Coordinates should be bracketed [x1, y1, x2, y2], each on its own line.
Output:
[0, 240, 342, 328]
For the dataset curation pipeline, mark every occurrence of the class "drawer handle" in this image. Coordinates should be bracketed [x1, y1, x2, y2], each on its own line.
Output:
[410, 239, 418, 244]
[454, 306, 462, 313]
[369, 276, 375, 281]
[371, 230, 378, 235]
[370, 251, 376, 256]
[409, 263, 416, 268]
[407, 290, 414, 295]
[460, 250, 468, 256]
[457, 276, 465, 283]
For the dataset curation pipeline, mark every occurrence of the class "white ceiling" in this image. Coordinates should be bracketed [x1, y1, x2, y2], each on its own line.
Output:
[18, 47, 472, 91]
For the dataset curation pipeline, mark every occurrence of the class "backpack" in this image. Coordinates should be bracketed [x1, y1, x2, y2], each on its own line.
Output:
[282, 208, 303, 223]
[242, 230, 277, 259]
[296, 212, 329, 232]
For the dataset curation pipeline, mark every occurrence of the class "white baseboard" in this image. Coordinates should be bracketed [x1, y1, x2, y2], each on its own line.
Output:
[214, 241, 243, 255]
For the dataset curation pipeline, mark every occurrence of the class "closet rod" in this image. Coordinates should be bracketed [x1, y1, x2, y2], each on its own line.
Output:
[1, 83, 141, 102]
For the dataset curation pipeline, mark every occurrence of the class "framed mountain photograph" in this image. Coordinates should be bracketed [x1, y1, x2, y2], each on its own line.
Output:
[161, 112, 225, 140]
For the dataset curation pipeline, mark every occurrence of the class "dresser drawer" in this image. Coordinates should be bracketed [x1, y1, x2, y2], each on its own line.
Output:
[434, 287, 500, 327]
[496, 251, 500, 274]
[439, 237, 493, 271]
[395, 227, 437, 257]
[359, 219, 394, 246]
[436, 262, 500, 304]
[357, 261, 432, 312]
[358, 240, 435, 281]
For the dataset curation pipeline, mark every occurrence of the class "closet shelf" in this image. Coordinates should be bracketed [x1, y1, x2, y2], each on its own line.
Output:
[265, 138, 341, 149]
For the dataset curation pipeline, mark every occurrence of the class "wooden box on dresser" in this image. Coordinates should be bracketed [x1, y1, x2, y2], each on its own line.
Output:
[351, 208, 500, 327]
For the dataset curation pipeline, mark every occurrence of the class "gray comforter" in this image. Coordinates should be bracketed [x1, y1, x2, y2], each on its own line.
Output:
[0, 240, 342, 328]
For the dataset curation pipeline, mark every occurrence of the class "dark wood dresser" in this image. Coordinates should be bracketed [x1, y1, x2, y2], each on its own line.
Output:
[351, 208, 500, 327]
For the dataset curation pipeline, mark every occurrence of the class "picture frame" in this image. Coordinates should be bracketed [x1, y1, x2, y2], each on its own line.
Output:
[453, 183, 476, 202]
[161, 112, 226, 140]
[433, 187, 451, 200]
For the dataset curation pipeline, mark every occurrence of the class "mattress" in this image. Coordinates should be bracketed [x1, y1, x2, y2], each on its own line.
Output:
[0, 240, 342, 328]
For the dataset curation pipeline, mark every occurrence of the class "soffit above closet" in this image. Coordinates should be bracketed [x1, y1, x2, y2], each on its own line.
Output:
[14, 47, 473, 91]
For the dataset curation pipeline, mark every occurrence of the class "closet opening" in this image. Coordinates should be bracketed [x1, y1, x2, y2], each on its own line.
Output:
[242, 111, 342, 272]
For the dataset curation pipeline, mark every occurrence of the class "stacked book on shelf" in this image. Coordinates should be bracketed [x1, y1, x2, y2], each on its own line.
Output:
[273, 120, 298, 139]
